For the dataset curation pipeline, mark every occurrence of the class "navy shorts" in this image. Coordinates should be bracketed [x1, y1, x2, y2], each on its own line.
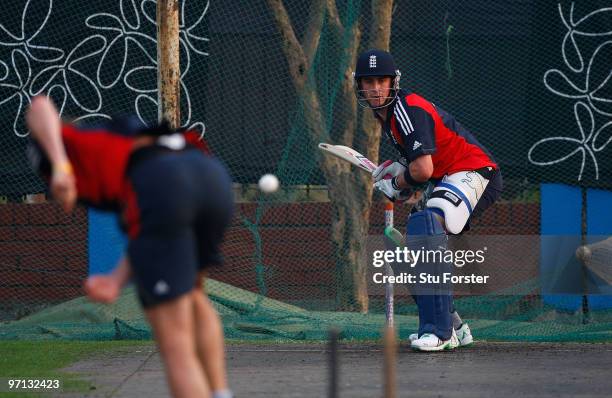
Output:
[124, 147, 233, 308]
[464, 168, 503, 231]
[471, 168, 503, 218]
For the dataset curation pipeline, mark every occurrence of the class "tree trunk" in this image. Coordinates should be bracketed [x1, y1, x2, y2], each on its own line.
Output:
[361, 0, 393, 165]
[268, 0, 394, 312]
[157, 0, 180, 128]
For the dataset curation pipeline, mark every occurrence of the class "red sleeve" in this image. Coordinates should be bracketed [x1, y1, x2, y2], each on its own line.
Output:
[401, 94, 437, 161]
[61, 124, 134, 208]
[184, 130, 211, 154]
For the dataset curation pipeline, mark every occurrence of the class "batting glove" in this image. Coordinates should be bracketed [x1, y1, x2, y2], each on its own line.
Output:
[372, 158, 407, 182]
[374, 177, 413, 202]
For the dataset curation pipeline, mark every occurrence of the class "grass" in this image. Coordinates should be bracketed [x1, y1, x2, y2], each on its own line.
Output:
[0, 340, 153, 397]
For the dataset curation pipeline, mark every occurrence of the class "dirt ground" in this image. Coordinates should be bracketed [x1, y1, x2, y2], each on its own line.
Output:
[62, 341, 612, 397]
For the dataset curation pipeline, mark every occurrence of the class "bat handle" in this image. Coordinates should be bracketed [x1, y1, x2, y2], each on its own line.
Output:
[384, 202, 394, 228]
[384, 201, 395, 328]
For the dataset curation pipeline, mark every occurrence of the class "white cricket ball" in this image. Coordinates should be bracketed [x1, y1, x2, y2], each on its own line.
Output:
[258, 174, 279, 193]
[576, 245, 591, 262]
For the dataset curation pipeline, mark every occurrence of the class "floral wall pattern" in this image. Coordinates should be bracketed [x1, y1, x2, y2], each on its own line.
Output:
[1, 0, 209, 194]
[529, 2, 612, 182]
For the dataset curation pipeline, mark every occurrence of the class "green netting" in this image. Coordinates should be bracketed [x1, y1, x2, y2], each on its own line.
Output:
[2, 279, 611, 342]
[1, 0, 612, 343]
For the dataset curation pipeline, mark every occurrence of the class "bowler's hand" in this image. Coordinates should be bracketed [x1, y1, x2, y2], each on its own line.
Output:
[51, 162, 76, 213]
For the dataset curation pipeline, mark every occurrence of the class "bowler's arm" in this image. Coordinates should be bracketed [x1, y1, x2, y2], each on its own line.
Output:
[26, 96, 77, 212]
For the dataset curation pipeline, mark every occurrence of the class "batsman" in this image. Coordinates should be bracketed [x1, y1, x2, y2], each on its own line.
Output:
[353, 49, 503, 351]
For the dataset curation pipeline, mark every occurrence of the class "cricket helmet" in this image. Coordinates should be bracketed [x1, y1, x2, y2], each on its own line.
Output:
[353, 49, 401, 109]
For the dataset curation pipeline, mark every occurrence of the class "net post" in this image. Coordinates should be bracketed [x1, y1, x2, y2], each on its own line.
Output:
[580, 187, 590, 324]
[157, 0, 180, 128]
[328, 328, 340, 398]
[383, 325, 397, 398]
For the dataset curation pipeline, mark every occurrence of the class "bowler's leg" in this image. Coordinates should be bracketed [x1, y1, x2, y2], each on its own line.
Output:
[193, 273, 229, 393]
[146, 294, 209, 398]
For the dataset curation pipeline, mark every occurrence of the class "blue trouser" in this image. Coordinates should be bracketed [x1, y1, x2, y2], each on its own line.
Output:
[405, 170, 502, 339]
[406, 210, 454, 340]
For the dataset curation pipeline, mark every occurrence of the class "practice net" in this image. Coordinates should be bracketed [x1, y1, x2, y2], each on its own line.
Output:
[1, 0, 611, 342]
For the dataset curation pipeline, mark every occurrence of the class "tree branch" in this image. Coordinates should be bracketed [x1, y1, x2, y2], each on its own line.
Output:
[266, 0, 307, 89]
[302, 0, 326, 68]
[339, 20, 361, 147]
[369, 0, 393, 49]
[326, 0, 343, 32]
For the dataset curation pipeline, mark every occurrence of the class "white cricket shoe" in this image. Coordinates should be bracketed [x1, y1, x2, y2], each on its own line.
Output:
[455, 323, 474, 347]
[411, 328, 459, 352]
[410, 323, 474, 347]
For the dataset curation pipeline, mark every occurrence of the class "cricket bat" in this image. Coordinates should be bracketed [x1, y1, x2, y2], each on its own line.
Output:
[318, 143, 378, 173]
